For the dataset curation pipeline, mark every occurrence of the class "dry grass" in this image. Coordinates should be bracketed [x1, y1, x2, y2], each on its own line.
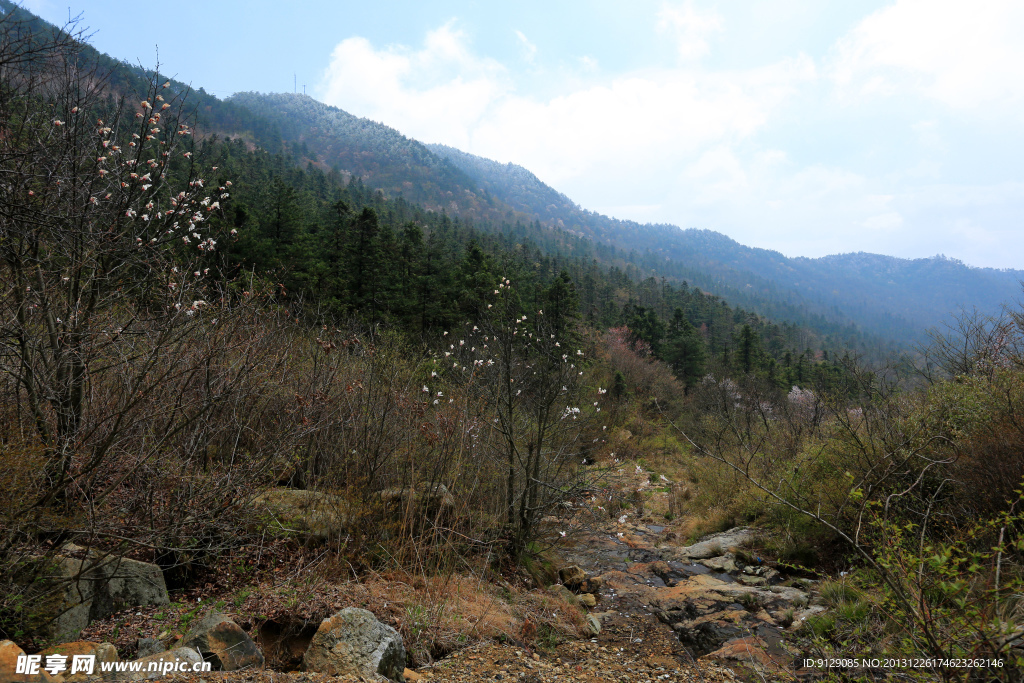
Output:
[77, 565, 587, 669]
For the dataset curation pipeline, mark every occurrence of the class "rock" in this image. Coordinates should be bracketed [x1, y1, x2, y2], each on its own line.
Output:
[37, 642, 118, 682]
[181, 612, 263, 671]
[16, 546, 169, 642]
[679, 527, 761, 560]
[585, 614, 602, 636]
[672, 613, 747, 656]
[546, 584, 579, 606]
[253, 489, 352, 542]
[376, 485, 456, 533]
[737, 575, 768, 587]
[92, 555, 168, 623]
[792, 604, 826, 628]
[584, 575, 603, 592]
[558, 565, 588, 591]
[303, 607, 405, 682]
[135, 638, 164, 659]
[702, 635, 783, 670]
[122, 647, 204, 681]
[699, 556, 738, 574]
[0, 640, 65, 682]
[578, 593, 597, 608]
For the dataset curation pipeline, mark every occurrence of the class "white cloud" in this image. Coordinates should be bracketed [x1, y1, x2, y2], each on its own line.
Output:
[315, 8, 1024, 268]
[656, 1, 724, 61]
[318, 20, 814, 192]
[514, 30, 537, 63]
[470, 57, 814, 188]
[318, 22, 508, 149]
[830, 0, 1024, 110]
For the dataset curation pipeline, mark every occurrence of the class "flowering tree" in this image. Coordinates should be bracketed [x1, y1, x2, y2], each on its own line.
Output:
[434, 277, 597, 560]
[0, 13, 249, 528]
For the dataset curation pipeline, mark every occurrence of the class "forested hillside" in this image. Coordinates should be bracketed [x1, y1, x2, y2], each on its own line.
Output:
[4, 0, 1015, 351]
[428, 145, 1024, 345]
[200, 136, 856, 391]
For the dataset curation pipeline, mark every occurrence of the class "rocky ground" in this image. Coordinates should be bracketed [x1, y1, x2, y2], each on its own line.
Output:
[550, 521, 817, 682]
[148, 510, 818, 683]
[8, 463, 825, 683]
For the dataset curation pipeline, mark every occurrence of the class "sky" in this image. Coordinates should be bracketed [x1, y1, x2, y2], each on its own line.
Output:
[22, 0, 1024, 269]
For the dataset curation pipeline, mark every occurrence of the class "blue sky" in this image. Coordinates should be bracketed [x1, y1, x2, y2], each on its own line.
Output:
[24, 0, 1024, 268]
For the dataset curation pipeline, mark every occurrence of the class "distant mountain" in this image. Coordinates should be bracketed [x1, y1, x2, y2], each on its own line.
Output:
[220, 93, 520, 225]
[427, 145, 1023, 344]
[5, 0, 1018, 349]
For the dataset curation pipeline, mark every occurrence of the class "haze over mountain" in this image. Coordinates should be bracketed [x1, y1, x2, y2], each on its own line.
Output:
[218, 88, 1024, 348]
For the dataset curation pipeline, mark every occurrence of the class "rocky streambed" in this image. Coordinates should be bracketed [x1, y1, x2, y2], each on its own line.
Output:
[553, 521, 824, 681]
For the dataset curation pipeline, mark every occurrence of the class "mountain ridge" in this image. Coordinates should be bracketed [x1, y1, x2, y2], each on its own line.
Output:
[425, 144, 1023, 343]
[4, 0, 1018, 349]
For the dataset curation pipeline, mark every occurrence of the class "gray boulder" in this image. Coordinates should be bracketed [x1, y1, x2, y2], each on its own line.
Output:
[700, 555, 738, 574]
[303, 607, 405, 682]
[135, 638, 164, 659]
[679, 527, 761, 560]
[182, 612, 263, 671]
[19, 546, 169, 642]
[253, 489, 351, 542]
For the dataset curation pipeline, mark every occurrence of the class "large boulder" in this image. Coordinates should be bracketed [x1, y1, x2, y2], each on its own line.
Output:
[1, 640, 64, 682]
[253, 489, 351, 542]
[378, 484, 455, 511]
[18, 547, 169, 642]
[377, 485, 455, 526]
[679, 527, 761, 560]
[303, 608, 405, 682]
[181, 612, 263, 671]
[37, 642, 118, 682]
[558, 565, 588, 591]
[134, 639, 164, 659]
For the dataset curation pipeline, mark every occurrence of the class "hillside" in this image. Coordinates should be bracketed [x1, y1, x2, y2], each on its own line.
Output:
[427, 145, 1024, 344]
[222, 93, 517, 224]
[2, 0, 1019, 352]
[5, 5, 1024, 681]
